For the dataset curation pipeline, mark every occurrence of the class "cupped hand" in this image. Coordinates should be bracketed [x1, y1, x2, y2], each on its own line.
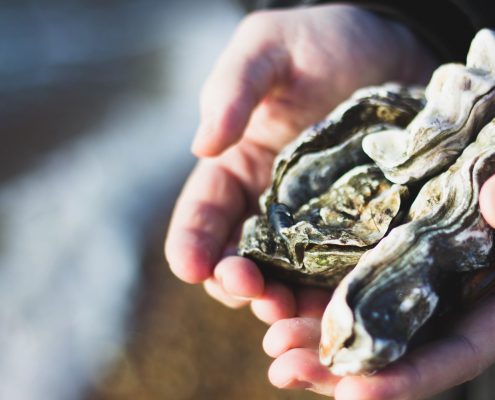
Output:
[165, 4, 437, 323]
[264, 295, 495, 399]
[261, 182, 495, 398]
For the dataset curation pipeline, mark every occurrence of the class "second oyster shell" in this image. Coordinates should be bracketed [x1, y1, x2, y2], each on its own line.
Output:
[320, 119, 495, 375]
[239, 84, 423, 286]
[363, 29, 495, 184]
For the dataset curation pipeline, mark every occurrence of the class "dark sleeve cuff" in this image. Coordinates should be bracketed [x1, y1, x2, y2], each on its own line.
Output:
[338, 1, 476, 63]
[240, 0, 494, 63]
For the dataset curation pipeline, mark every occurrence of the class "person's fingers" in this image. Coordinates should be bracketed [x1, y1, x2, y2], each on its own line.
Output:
[334, 296, 495, 400]
[268, 348, 340, 395]
[263, 318, 321, 358]
[214, 256, 264, 299]
[296, 287, 333, 318]
[334, 339, 462, 400]
[165, 161, 246, 283]
[203, 278, 249, 309]
[192, 12, 290, 157]
[251, 282, 297, 324]
[479, 174, 495, 228]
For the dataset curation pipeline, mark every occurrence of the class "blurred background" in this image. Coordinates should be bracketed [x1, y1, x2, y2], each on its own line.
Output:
[2, 1, 495, 400]
[0, 1, 321, 399]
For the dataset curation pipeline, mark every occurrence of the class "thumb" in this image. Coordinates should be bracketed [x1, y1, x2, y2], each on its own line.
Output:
[192, 14, 289, 157]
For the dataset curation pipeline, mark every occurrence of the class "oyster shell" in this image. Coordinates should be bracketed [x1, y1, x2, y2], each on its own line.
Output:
[363, 29, 495, 184]
[239, 84, 423, 286]
[238, 28, 495, 375]
[320, 119, 495, 375]
[261, 84, 424, 211]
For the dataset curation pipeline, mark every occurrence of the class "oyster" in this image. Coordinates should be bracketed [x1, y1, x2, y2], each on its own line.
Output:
[238, 28, 495, 375]
[363, 29, 495, 184]
[239, 84, 424, 286]
[320, 119, 495, 375]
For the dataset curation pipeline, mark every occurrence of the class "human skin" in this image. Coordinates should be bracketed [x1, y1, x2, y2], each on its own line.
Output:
[264, 294, 495, 399]
[165, 3, 436, 321]
[163, 3, 495, 398]
[259, 185, 495, 399]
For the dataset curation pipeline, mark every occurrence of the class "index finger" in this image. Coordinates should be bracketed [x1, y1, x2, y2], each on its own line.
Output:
[191, 12, 289, 157]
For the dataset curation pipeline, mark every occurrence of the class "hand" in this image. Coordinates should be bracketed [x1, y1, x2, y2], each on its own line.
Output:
[263, 295, 495, 399]
[261, 180, 495, 398]
[165, 4, 437, 323]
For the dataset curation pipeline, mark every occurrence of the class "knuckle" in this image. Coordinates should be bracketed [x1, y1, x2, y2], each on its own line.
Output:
[185, 202, 218, 233]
